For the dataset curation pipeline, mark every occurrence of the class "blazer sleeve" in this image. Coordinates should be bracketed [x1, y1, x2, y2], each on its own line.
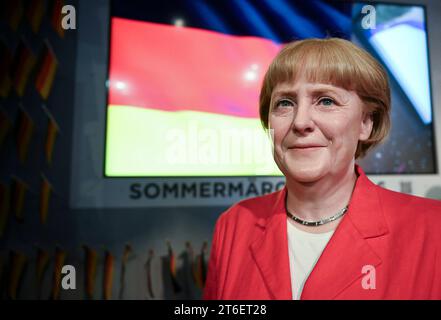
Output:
[202, 214, 224, 300]
[430, 235, 441, 299]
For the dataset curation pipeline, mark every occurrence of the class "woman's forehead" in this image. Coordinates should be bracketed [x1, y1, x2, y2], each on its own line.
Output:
[271, 81, 352, 97]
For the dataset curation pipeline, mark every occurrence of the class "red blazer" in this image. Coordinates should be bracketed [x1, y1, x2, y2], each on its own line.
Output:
[203, 165, 441, 300]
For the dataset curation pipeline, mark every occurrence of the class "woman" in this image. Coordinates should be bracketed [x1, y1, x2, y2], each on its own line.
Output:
[203, 38, 441, 300]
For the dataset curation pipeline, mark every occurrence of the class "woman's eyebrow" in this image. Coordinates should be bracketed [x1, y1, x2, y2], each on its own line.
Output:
[309, 87, 344, 99]
[271, 90, 297, 99]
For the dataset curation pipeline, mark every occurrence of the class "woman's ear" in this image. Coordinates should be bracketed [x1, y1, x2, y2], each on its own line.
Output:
[359, 112, 373, 141]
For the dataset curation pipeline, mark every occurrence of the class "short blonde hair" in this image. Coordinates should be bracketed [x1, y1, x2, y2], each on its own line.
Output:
[259, 38, 391, 159]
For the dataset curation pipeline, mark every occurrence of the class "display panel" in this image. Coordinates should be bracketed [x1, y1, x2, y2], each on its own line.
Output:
[105, 1, 436, 177]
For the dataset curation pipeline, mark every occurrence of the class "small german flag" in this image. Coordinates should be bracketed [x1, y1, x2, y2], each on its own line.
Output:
[194, 242, 208, 290]
[3, 0, 24, 32]
[42, 106, 59, 165]
[0, 40, 12, 98]
[8, 250, 28, 300]
[11, 39, 36, 97]
[145, 249, 155, 299]
[50, 0, 65, 38]
[35, 246, 50, 299]
[16, 107, 34, 164]
[0, 109, 12, 148]
[199, 242, 208, 288]
[166, 240, 181, 293]
[50, 246, 66, 300]
[103, 250, 114, 300]
[185, 241, 197, 286]
[118, 243, 132, 300]
[26, 0, 45, 34]
[0, 183, 11, 237]
[39, 173, 52, 224]
[83, 245, 98, 300]
[11, 176, 28, 223]
[35, 42, 58, 100]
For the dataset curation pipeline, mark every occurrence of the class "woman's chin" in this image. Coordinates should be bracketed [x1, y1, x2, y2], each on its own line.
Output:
[283, 162, 328, 183]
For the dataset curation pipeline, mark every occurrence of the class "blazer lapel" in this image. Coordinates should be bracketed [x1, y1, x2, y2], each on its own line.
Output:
[301, 165, 389, 299]
[249, 165, 389, 300]
[249, 187, 293, 300]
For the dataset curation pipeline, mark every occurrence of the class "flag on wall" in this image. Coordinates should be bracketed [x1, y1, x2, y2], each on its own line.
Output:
[35, 42, 58, 100]
[11, 176, 28, 223]
[8, 250, 28, 300]
[39, 173, 52, 224]
[83, 245, 98, 300]
[0, 183, 11, 237]
[145, 249, 155, 299]
[42, 105, 59, 165]
[194, 242, 208, 290]
[50, 246, 66, 300]
[118, 243, 132, 300]
[103, 250, 114, 300]
[50, 0, 65, 38]
[35, 247, 50, 299]
[0, 109, 12, 148]
[16, 107, 34, 164]
[0, 40, 12, 98]
[185, 241, 198, 286]
[11, 39, 36, 97]
[26, 0, 45, 34]
[166, 240, 181, 293]
[3, 0, 24, 32]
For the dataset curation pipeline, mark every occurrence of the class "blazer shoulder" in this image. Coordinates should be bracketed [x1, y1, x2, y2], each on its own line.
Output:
[375, 184, 441, 223]
[217, 189, 283, 226]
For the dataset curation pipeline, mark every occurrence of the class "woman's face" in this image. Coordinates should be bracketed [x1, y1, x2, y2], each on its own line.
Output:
[268, 76, 373, 183]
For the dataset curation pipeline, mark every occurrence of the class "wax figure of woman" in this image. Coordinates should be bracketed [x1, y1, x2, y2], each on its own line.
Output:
[203, 38, 441, 300]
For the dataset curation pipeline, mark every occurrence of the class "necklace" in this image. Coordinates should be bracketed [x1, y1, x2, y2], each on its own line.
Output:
[286, 202, 348, 227]
[286, 206, 348, 226]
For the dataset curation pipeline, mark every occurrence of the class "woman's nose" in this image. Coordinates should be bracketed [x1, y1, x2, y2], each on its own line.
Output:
[291, 102, 314, 135]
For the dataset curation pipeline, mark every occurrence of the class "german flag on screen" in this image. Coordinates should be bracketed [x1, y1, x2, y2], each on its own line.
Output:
[106, 18, 281, 177]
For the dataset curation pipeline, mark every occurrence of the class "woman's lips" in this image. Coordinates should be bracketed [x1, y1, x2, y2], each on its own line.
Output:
[289, 145, 325, 149]
[288, 146, 325, 153]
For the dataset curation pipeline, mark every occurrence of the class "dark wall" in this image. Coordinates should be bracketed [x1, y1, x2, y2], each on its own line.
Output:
[0, 0, 222, 300]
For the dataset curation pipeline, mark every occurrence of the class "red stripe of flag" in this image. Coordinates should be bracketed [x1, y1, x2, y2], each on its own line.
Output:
[108, 18, 281, 119]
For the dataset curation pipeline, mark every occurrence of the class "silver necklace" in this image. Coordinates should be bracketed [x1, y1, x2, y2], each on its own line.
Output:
[285, 196, 349, 226]
[286, 206, 348, 226]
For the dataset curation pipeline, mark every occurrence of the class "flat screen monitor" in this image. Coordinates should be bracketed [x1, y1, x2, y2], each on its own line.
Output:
[104, 0, 437, 177]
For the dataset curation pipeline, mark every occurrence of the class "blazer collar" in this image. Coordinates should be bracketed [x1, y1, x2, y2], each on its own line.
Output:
[249, 164, 389, 300]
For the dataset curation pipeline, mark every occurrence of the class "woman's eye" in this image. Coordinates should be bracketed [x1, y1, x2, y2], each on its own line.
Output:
[318, 97, 334, 107]
[276, 99, 294, 107]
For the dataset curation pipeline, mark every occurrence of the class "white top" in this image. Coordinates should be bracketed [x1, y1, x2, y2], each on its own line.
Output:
[287, 218, 335, 300]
